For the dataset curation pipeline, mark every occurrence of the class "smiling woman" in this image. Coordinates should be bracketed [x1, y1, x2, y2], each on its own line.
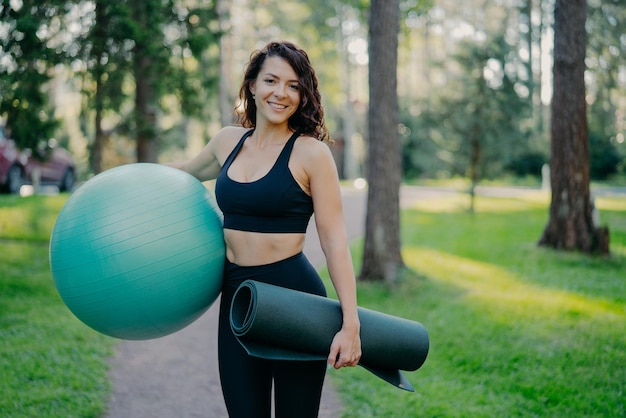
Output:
[165, 41, 361, 418]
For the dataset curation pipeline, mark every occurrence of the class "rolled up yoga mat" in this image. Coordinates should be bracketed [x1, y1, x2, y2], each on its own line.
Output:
[230, 280, 429, 392]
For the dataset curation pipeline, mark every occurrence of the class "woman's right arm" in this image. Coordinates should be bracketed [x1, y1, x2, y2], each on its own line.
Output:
[166, 126, 239, 182]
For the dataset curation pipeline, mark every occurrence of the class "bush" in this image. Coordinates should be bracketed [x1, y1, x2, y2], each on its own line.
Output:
[505, 151, 547, 177]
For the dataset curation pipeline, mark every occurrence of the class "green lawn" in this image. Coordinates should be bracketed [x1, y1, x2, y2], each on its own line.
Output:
[324, 192, 626, 417]
[0, 195, 114, 418]
[1, 190, 624, 417]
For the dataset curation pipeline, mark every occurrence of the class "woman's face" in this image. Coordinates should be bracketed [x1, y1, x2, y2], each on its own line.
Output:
[250, 56, 301, 127]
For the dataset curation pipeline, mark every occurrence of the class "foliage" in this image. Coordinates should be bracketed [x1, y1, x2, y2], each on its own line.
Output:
[78, 1, 134, 114]
[339, 0, 433, 23]
[323, 192, 626, 417]
[170, 3, 222, 118]
[505, 151, 547, 177]
[586, 0, 626, 180]
[399, 0, 625, 183]
[586, 1, 626, 127]
[72, 0, 221, 167]
[402, 31, 531, 181]
[0, 195, 115, 417]
[0, 0, 66, 151]
[589, 131, 622, 180]
[1, 0, 624, 180]
[0, 0, 221, 166]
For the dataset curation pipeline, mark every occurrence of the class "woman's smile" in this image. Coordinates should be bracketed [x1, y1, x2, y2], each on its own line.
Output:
[268, 101, 289, 110]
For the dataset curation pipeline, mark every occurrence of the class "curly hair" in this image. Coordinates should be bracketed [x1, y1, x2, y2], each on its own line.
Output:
[235, 41, 330, 142]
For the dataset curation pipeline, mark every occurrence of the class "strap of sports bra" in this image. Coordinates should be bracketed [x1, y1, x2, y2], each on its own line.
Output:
[222, 129, 254, 169]
[275, 131, 301, 165]
[223, 129, 301, 170]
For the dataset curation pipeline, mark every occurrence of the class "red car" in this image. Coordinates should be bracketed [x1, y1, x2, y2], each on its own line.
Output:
[0, 132, 76, 194]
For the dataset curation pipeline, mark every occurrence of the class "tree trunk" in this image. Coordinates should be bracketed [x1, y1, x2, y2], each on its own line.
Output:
[90, 0, 106, 174]
[132, 3, 159, 163]
[538, 0, 609, 254]
[134, 53, 158, 162]
[217, 0, 234, 126]
[91, 102, 106, 174]
[468, 135, 480, 214]
[360, 0, 404, 283]
[336, 4, 358, 180]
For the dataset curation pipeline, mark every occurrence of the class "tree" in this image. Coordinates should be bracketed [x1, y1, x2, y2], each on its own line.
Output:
[441, 33, 531, 211]
[80, 0, 132, 174]
[216, 0, 233, 126]
[131, 0, 221, 163]
[89, 0, 114, 174]
[0, 0, 66, 151]
[130, 1, 172, 163]
[76, 0, 220, 170]
[538, 0, 609, 254]
[360, 0, 404, 283]
[586, 0, 626, 179]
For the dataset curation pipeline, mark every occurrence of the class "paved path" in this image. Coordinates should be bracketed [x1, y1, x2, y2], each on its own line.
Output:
[103, 189, 367, 418]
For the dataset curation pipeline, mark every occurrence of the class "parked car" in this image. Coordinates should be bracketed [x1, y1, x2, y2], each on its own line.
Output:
[0, 130, 76, 194]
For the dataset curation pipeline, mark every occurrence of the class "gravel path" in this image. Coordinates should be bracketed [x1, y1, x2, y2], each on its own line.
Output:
[103, 189, 367, 418]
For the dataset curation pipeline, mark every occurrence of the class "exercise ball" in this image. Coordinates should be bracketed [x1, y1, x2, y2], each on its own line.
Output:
[49, 163, 225, 340]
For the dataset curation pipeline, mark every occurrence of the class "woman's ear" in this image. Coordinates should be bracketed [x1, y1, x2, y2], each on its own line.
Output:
[249, 81, 256, 97]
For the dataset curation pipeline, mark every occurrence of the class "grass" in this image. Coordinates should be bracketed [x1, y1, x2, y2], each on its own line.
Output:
[0, 194, 114, 418]
[323, 192, 626, 418]
[1, 190, 624, 417]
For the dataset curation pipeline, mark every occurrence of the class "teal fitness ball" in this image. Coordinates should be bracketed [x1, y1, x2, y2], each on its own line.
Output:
[49, 163, 225, 340]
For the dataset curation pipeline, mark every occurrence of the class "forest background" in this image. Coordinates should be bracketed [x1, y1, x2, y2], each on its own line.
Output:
[1, 0, 624, 186]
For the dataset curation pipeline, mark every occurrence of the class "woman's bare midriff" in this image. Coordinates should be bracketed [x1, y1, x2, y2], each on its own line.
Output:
[224, 229, 306, 266]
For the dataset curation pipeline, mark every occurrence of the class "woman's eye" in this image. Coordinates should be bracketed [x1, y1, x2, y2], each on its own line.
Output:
[264, 79, 276, 84]
[289, 84, 300, 91]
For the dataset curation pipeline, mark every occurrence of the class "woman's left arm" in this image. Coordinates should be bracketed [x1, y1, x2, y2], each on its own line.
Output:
[302, 139, 362, 369]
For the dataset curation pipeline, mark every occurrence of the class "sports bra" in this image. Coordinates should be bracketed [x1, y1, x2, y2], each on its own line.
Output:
[215, 130, 313, 233]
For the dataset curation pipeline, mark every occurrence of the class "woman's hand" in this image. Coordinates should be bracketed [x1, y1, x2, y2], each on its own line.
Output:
[327, 324, 362, 369]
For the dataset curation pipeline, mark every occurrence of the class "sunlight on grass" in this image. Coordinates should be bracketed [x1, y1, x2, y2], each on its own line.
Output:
[0, 195, 68, 241]
[473, 193, 549, 212]
[611, 243, 626, 256]
[410, 190, 623, 215]
[596, 196, 626, 211]
[407, 195, 474, 213]
[404, 247, 624, 321]
[408, 193, 550, 213]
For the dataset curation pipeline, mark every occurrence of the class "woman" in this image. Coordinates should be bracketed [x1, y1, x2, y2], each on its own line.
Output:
[169, 41, 361, 417]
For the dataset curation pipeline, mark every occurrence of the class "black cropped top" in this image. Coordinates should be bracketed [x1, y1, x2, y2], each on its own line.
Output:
[215, 130, 313, 233]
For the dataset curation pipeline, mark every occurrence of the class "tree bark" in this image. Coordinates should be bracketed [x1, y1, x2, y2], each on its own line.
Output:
[538, 0, 609, 254]
[468, 134, 480, 214]
[132, 2, 159, 163]
[90, 0, 107, 174]
[360, 0, 404, 283]
[217, 0, 234, 126]
[134, 53, 159, 163]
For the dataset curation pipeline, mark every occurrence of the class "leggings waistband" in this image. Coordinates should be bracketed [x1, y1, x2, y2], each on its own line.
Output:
[222, 251, 325, 298]
[224, 251, 304, 271]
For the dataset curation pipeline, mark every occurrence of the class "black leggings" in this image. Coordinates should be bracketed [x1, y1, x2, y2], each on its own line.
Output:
[218, 252, 328, 418]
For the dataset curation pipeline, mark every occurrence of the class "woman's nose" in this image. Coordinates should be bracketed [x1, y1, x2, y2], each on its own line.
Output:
[273, 83, 287, 98]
